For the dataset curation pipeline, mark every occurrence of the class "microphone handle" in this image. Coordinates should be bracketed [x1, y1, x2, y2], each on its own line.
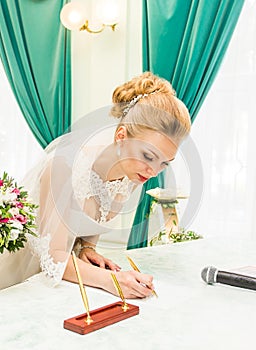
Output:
[217, 271, 256, 291]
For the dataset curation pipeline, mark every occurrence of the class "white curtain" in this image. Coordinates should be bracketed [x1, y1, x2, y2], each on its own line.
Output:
[190, 0, 256, 239]
[0, 63, 43, 182]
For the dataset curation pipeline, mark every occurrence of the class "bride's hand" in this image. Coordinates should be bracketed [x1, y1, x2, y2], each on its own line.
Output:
[79, 247, 121, 271]
[105, 270, 154, 299]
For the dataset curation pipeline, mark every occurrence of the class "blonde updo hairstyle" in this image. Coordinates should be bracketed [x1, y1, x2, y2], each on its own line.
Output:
[111, 72, 191, 145]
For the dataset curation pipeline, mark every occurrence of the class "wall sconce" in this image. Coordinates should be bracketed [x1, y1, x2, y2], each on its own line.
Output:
[60, 1, 119, 34]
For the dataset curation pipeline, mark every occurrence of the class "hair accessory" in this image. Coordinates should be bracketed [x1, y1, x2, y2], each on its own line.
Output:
[122, 90, 159, 117]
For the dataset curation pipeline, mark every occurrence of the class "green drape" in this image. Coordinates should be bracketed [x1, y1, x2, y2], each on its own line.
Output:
[127, 172, 165, 249]
[143, 0, 245, 120]
[0, 0, 71, 148]
[127, 0, 244, 249]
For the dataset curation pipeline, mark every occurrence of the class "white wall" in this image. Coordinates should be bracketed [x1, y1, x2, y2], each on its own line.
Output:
[0, 63, 44, 181]
[71, 0, 142, 121]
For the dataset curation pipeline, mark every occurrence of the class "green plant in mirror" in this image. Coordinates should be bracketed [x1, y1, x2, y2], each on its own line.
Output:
[149, 226, 203, 247]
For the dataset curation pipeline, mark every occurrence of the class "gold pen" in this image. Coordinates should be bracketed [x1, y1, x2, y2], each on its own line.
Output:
[126, 256, 158, 298]
[71, 251, 93, 324]
[111, 273, 129, 311]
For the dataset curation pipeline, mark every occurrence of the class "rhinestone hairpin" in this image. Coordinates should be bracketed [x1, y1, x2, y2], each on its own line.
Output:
[123, 94, 144, 117]
[122, 91, 158, 117]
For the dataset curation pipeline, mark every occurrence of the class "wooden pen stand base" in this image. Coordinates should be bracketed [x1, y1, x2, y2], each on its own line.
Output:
[64, 301, 139, 335]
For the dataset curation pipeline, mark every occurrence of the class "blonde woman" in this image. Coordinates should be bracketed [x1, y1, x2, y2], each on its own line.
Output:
[26, 72, 191, 298]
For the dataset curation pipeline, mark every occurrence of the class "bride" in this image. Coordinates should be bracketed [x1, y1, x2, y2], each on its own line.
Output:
[24, 72, 191, 298]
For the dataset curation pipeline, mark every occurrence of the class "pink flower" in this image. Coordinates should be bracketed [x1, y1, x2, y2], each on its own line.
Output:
[12, 188, 20, 195]
[0, 218, 9, 223]
[15, 202, 24, 208]
[0, 180, 3, 187]
[14, 214, 27, 224]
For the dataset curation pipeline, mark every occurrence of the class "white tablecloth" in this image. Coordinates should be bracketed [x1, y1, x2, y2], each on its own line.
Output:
[1, 238, 256, 350]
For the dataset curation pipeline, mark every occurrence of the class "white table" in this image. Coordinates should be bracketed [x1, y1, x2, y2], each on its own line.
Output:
[1, 237, 256, 350]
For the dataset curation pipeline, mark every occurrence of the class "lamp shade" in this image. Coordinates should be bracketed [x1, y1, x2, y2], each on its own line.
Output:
[60, 2, 86, 30]
[95, 0, 119, 25]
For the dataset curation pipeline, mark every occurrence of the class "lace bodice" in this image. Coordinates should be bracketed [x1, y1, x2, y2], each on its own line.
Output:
[72, 149, 134, 224]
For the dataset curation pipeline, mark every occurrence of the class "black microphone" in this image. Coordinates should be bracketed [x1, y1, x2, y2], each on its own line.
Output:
[201, 266, 256, 291]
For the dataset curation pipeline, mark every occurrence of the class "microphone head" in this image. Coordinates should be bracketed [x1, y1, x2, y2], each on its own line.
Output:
[201, 266, 218, 284]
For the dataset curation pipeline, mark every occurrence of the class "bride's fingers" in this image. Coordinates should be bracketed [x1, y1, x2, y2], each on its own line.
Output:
[113, 271, 154, 299]
[104, 258, 121, 271]
[80, 255, 91, 264]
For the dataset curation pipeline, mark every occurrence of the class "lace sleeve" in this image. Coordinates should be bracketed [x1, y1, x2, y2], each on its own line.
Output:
[28, 157, 76, 284]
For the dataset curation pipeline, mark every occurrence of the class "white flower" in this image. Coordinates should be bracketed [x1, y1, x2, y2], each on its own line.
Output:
[12, 221, 23, 230]
[0, 172, 38, 253]
[2, 190, 17, 203]
[8, 207, 19, 216]
[9, 229, 20, 241]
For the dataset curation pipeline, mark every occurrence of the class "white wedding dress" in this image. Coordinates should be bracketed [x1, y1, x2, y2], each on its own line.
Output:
[24, 112, 136, 285]
[0, 141, 134, 289]
[0, 107, 138, 289]
[28, 147, 134, 284]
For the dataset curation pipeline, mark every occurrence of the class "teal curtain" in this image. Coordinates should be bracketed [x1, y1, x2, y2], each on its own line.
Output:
[127, 173, 165, 249]
[127, 0, 244, 249]
[143, 0, 245, 120]
[0, 0, 71, 148]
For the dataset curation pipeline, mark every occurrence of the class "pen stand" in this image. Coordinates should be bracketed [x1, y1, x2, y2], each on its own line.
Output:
[64, 301, 139, 335]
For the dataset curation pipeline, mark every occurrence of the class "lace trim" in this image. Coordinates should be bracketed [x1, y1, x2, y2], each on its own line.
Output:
[28, 234, 66, 283]
[89, 170, 133, 223]
[73, 155, 134, 223]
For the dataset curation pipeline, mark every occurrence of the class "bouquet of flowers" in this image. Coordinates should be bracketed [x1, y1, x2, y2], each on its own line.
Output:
[0, 172, 38, 254]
